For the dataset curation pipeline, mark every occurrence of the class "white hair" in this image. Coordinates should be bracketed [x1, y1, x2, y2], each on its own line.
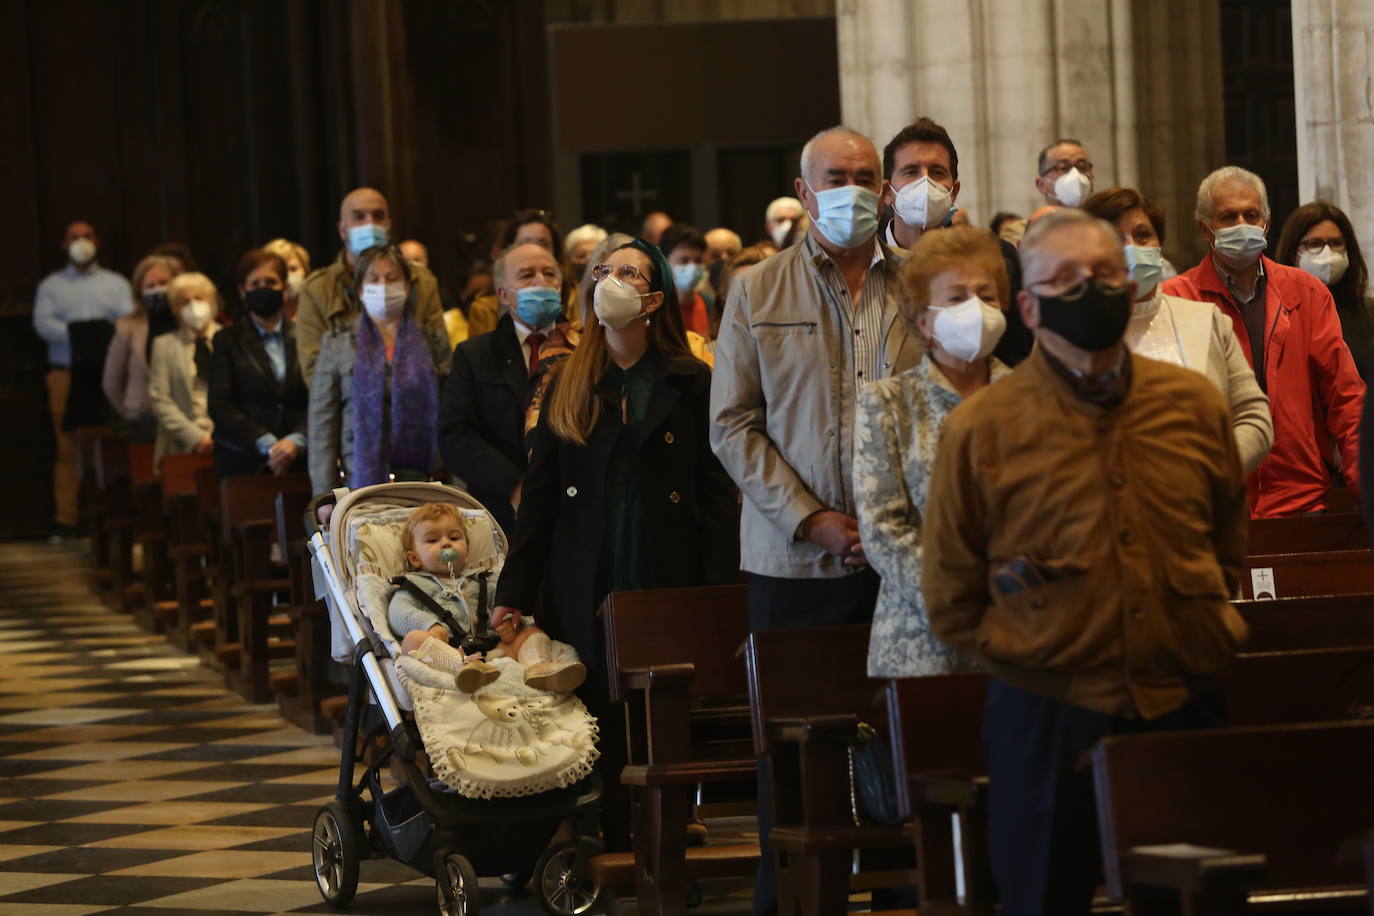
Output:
[493, 242, 563, 292]
[1018, 209, 1124, 280]
[765, 196, 803, 222]
[798, 125, 875, 186]
[166, 271, 219, 311]
[564, 223, 608, 256]
[1195, 166, 1270, 223]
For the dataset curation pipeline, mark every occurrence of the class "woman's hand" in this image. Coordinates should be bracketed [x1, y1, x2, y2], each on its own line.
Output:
[428, 623, 450, 642]
[194, 436, 214, 455]
[491, 605, 521, 630]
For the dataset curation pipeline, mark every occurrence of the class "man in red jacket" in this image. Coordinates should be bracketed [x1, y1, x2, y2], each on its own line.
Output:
[1164, 166, 1364, 517]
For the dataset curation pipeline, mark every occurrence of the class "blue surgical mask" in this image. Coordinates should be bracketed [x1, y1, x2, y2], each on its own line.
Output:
[804, 182, 879, 249]
[672, 262, 703, 293]
[1125, 244, 1163, 303]
[1211, 223, 1267, 268]
[515, 286, 563, 328]
[347, 223, 389, 257]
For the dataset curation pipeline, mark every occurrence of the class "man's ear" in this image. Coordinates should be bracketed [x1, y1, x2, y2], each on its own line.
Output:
[1017, 289, 1041, 330]
[1034, 176, 1053, 200]
[338, 221, 348, 244]
[950, 180, 961, 203]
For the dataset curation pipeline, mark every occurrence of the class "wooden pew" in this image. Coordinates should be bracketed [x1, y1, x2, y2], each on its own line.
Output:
[1240, 549, 1374, 599]
[1234, 594, 1374, 652]
[745, 625, 914, 916]
[884, 675, 992, 916]
[883, 645, 1374, 916]
[271, 488, 333, 734]
[162, 453, 214, 650]
[592, 584, 758, 916]
[1093, 721, 1374, 914]
[1248, 513, 1367, 556]
[74, 426, 113, 582]
[94, 436, 137, 612]
[124, 443, 169, 630]
[217, 474, 312, 703]
[186, 464, 225, 657]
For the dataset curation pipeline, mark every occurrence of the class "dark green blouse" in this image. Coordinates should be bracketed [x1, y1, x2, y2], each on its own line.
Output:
[604, 349, 659, 592]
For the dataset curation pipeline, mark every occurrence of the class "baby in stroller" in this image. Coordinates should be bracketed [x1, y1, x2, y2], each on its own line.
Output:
[390, 503, 586, 694]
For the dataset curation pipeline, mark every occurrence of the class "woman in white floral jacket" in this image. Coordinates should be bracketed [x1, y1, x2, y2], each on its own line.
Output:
[855, 226, 1012, 676]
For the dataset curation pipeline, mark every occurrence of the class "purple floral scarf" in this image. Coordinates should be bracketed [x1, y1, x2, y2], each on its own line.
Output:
[351, 313, 438, 487]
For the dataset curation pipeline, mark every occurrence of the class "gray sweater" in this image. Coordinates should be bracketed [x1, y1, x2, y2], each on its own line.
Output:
[387, 572, 474, 640]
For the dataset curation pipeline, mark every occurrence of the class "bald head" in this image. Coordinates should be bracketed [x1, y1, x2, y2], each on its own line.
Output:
[704, 228, 742, 268]
[337, 187, 391, 263]
[399, 239, 428, 268]
[1018, 209, 1125, 290]
[641, 212, 672, 245]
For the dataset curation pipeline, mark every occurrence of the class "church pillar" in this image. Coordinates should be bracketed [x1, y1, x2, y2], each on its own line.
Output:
[1292, 0, 1374, 247]
[835, 0, 1224, 265]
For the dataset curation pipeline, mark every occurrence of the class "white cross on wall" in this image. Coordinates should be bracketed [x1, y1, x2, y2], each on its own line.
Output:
[614, 172, 659, 213]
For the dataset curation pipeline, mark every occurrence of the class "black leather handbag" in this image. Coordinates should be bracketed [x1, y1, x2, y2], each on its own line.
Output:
[848, 721, 903, 826]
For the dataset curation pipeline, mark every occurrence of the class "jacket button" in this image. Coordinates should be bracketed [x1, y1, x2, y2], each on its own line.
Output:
[566, 486, 577, 498]
[664, 432, 674, 444]
[668, 491, 681, 503]
[1110, 471, 1125, 489]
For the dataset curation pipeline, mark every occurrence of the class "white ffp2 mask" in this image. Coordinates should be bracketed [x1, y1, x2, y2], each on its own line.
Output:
[929, 295, 1006, 363]
[1298, 245, 1349, 286]
[594, 275, 649, 330]
[1053, 168, 1092, 207]
[892, 176, 954, 230]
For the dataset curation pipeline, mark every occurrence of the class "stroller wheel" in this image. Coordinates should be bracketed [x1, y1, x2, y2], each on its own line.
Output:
[534, 840, 601, 916]
[435, 851, 481, 915]
[312, 802, 362, 908]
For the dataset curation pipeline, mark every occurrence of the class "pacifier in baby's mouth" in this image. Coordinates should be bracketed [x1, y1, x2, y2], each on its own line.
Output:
[439, 547, 458, 566]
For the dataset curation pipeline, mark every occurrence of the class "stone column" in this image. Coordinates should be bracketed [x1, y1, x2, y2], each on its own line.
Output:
[835, 0, 1224, 266]
[1292, 0, 1374, 248]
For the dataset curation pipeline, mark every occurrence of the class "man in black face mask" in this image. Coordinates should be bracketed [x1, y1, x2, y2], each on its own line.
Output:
[207, 249, 309, 477]
[919, 209, 1250, 916]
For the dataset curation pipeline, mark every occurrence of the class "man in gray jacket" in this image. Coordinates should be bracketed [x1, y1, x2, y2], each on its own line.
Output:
[709, 125, 922, 914]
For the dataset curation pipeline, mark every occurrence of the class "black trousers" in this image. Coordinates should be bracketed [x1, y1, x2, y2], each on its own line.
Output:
[748, 568, 880, 916]
[982, 679, 1227, 916]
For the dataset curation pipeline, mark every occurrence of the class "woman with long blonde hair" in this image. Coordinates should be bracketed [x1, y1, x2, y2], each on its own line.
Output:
[491, 237, 738, 846]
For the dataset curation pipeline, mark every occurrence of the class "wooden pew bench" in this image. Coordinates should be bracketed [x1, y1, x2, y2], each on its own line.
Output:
[94, 436, 139, 613]
[1248, 513, 1368, 557]
[160, 453, 214, 650]
[217, 474, 312, 703]
[883, 645, 1374, 915]
[272, 488, 335, 734]
[1234, 594, 1374, 651]
[745, 624, 915, 916]
[592, 584, 758, 916]
[1093, 721, 1374, 914]
[884, 674, 993, 916]
[75, 426, 114, 586]
[1240, 549, 1374, 599]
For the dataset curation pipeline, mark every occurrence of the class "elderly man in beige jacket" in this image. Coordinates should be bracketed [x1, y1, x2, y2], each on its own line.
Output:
[709, 125, 923, 915]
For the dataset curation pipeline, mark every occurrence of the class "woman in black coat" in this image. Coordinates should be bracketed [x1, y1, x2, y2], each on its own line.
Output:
[208, 249, 309, 477]
[492, 237, 738, 681]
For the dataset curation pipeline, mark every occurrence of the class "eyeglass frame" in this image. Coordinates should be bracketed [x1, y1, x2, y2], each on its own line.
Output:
[1040, 158, 1095, 179]
[1296, 236, 1346, 254]
[590, 263, 650, 285]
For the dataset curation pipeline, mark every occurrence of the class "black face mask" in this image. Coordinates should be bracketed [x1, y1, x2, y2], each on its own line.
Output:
[243, 286, 284, 319]
[1035, 278, 1132, 352]
[143, 288, 169, 314]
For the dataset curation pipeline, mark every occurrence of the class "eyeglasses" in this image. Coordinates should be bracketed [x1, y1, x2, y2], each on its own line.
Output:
[591, 263, 648, 284]
[1297, 237, 1346, 254]
[1040, 158, 1094, 178]
[1027, 267, 1128, 298]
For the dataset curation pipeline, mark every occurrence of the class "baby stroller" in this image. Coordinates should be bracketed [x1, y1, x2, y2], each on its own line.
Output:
[306, 482, 603, 915]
